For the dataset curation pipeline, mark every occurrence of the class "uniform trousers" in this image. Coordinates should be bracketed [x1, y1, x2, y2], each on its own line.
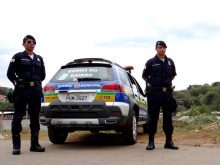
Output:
[12, 94, 41, 135]
[147, 92, 174, 136]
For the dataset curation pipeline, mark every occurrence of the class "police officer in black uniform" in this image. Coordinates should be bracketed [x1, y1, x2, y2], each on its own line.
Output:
[142, 41, 178, 150]
[7, 35, 46, 155]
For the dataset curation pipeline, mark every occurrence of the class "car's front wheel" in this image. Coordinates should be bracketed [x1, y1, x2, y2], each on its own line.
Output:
[48, 126, 68, 144]
[123, 111, 137, 145]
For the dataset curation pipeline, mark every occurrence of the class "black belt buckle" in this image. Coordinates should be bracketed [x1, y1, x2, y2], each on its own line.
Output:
[30, 82, 35, 86]
[162, 87, 167, 92]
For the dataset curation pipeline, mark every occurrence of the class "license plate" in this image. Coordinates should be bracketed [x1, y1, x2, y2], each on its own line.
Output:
[66, 93, 88, 102]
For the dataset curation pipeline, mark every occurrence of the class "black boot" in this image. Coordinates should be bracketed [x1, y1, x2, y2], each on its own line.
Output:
[30, 133, 45, 152]
[146, 135, 155, 150]
[164, 134, 179, 150]
[12, 134, 20, 155]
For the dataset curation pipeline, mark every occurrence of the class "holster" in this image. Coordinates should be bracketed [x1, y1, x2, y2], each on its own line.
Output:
[168, 98, 178, 113]
[146, 86, 154, 94]
[7, 91, 15, 103]
[16, 79, 25, 88]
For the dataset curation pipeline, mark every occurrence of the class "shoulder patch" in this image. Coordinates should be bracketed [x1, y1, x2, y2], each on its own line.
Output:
[10, 59, 15, 62]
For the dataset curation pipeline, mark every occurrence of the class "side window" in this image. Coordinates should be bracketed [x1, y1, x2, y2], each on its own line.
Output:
[118, 68, 131, 87]
[127, 73, 145, 96]
[133, 77, 145, 96]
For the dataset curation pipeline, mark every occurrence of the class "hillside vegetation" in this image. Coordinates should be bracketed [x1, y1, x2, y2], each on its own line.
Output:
[173, 82, 220, 127]
[0, 87, 13, 110]
[174, 81, 220, 113]
[1, 82, 220, 114]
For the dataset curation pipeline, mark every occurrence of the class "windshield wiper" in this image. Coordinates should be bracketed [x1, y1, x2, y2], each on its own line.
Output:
[77, 78, 101, 81]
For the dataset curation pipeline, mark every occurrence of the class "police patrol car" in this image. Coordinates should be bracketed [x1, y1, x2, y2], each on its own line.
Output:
[40, 58, 148, 145]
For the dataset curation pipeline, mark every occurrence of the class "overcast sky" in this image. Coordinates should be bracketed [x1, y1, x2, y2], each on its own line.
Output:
[0, 0, 220, 91]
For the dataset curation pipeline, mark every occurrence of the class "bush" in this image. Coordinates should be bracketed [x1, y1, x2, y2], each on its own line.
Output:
[210, 100, 220, 112]
[182, 98, 190, 109]
[185, 105, 211, 117]
[0, 102, 14, 110]
[201, 91, 218, 105]
[189, 97, 201, 106]
[192, 115, 218, 125]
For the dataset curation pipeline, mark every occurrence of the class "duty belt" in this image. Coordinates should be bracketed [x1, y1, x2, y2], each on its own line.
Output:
[17, 81, 40, 87]
[25, 81, 36, 87]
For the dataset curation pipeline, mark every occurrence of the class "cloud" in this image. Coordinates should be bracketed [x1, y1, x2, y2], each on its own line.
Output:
[97, 36, 155, 48]
[96, 21, 220, 48]
[1, 0, 220, 90]
[167, 23, 220, 40]
[0, 42, 15, 56]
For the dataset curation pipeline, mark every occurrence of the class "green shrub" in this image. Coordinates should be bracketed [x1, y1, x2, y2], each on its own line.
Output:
[185, 105, 211, 116]
[211, 100, 220, 112]
[189, 97, 201, 106]
[0, 102, 13, 110]
[201, 91, 218, 105]
[192, 115, 218, 125]
[184, 106, 200, 116]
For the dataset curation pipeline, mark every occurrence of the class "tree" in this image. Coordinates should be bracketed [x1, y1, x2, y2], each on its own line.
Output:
[189, 97, 201, 106]
[201, 91, 218, 105]
[212, 82, 220, 87]
[0, 87, 14, 96]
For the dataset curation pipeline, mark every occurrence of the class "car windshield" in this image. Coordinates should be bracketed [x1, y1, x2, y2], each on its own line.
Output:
[50, 65, 114, 82]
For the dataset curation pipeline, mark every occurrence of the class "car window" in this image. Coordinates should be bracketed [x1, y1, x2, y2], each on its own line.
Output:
[118, 68, 131, 87]
[51, 66, 114, 82]
[127, 73, 145, 96]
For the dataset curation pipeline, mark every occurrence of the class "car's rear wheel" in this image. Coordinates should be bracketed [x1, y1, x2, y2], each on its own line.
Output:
[123, 111, 137, 145]
[48, 126, 68, 144]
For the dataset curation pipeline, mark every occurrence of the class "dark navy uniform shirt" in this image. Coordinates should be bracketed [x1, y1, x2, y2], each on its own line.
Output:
[7, 51, 45, 83]
[142, 55, 176, 87]
[7, 51, 46, 96]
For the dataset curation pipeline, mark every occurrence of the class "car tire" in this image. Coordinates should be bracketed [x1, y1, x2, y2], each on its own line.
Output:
[48, 126, 68, 144]
[123, 111, 137, 145]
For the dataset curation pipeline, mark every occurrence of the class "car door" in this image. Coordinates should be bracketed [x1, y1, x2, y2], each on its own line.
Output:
[126, 73, 148, 123]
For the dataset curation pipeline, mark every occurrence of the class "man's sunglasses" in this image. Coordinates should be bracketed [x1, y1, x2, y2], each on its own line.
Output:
[26, 40, 36, 45]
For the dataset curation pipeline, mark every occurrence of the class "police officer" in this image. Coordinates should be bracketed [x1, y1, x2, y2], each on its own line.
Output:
[7, 35, 46, 155]
[142, 41, 178, 150]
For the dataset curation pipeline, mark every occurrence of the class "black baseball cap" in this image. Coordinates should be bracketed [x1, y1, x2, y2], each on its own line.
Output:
[155, 40, 167, 48]
[23, 35, 36, 44]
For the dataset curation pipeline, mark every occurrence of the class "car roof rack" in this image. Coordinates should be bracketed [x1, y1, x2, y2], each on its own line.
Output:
[66, 58, 123, 68]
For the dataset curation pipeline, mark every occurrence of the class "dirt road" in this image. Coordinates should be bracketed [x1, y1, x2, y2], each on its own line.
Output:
[1, 119, 220, 165]
[1, 136, 220, 165]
